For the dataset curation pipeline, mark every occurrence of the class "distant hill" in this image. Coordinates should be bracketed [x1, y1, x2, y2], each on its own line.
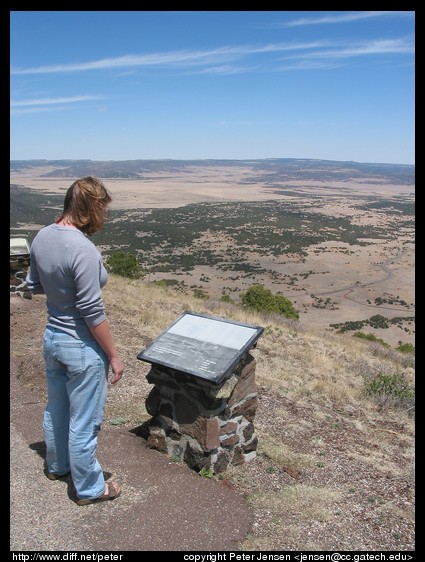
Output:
[10, 158, 415, 185]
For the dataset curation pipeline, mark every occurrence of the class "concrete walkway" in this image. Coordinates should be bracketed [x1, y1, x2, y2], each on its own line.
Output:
[10, 300, 254, 552]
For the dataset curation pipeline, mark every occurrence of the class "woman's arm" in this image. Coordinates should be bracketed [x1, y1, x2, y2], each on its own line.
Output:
[89, 320, 124, 384]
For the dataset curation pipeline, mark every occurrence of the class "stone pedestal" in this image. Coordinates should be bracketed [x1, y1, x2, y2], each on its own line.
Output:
[143, 352, 258, 474]
[10, 255, 32, 299]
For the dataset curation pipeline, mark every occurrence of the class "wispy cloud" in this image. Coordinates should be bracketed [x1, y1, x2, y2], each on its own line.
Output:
[10, 43, 329, 75]
[10, 95, 106, 116]
[11, 106, 63, 115]
[190, 65, 251, 75]
[282, 11, 414, 28]
[10, 36, 413, 78]
[11, 95, 105, 107]
[281, 39, 414, 63]
[277, 60, 342, 71]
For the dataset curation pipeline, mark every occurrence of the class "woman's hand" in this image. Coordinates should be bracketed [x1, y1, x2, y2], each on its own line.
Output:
[109, 357, 124, 384]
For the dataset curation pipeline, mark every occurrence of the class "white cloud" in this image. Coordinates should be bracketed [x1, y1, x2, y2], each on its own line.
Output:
[283, 11, 414, 28]
[11, 95, 105, 107]
[10, 37, 413, 79]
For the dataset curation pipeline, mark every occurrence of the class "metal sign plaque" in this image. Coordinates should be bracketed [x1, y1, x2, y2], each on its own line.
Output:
[137, 312, 264, 384]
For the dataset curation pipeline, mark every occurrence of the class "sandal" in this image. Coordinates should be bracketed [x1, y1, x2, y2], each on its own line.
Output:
[76, 481, 122, 506]
[47, 471, 70, 481]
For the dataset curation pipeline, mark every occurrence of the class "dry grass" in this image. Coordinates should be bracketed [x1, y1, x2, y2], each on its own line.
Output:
[11, 160, 414, 549]
[14, 276, 412, 549]
[101, 274, 415, 551]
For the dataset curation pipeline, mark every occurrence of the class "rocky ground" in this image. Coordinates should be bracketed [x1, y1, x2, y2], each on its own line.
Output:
[10, 289, 415, 552]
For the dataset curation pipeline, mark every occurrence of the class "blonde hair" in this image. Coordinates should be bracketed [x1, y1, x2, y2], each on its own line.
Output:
[56, 176, 112, 235]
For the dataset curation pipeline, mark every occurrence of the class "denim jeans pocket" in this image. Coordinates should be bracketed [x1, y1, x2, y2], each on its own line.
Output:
[53, 337, 86, 376]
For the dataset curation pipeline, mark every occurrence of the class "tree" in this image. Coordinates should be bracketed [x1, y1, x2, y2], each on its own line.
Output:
[241, 284, 299, 320]
[105, 251, 143, 279]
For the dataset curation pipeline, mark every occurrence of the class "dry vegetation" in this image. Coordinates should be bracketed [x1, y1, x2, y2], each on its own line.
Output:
[98, 274, 414, 551]
[11, 272, 415, 550]
[10, 161, 415, 550]
[10, 162, 415, 348]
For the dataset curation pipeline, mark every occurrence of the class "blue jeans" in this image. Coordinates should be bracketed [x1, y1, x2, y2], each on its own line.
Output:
[43, 327, 109, 500]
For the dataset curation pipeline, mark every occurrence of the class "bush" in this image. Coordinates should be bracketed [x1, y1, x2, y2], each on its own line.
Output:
[396, 342, 415, 355]
[241, 284, 299, 320]
[105, 251, 143, 279]
[193, 288, 209, 299]
[353, 332, 389, 347]
[152, 279, 180, 287]
[364, 372, 415, 414]
[220, 294, 234, 304]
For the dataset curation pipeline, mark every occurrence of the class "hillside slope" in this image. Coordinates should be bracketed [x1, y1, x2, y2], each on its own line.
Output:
[12, 275, 415, 551]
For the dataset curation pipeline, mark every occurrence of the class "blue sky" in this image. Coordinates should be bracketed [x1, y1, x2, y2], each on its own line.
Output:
[10, 11, 415, 165]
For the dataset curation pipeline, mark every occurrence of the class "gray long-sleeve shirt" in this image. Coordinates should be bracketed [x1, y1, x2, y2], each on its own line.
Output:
[25, 223, 108, 340]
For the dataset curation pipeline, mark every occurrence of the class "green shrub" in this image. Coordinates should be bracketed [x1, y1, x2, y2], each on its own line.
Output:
[152, 279, 180, 287]
[396, 342, 415, 355]
[241, 284, 299, 320]
[193, 288, 209, 299]
[106, 251, 143, 279]
[364, 372, 415, 414]
[353, 332, 389, 347]
[199, 466, 214, 478]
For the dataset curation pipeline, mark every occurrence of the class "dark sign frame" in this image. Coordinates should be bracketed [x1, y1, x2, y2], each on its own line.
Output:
[137, 311, 264, 384]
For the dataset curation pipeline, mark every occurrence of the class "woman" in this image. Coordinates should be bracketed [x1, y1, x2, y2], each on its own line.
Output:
[26, 176, 124, 506]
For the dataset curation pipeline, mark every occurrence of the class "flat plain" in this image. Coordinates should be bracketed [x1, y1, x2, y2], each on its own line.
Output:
[10, 160, 415, 347]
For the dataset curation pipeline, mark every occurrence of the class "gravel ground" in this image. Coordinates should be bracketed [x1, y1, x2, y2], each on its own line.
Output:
[10, 292, 415, 552]
[10, 425, 90, 551]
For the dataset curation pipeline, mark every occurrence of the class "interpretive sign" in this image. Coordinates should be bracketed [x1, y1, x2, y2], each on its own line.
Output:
[137, 312, 264, 384]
